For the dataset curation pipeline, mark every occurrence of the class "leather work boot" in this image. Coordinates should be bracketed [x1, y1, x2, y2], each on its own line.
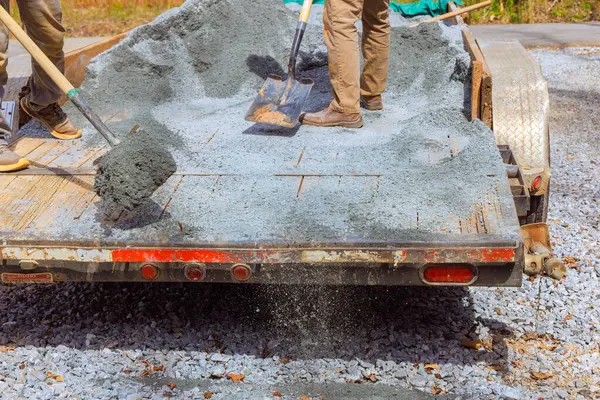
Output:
[0, 145, 30, 172]
[20, 97, 82, 140]
[301, 107, 364, 129]
[360, 95, 384, 111]
[18, 85, 32, 127]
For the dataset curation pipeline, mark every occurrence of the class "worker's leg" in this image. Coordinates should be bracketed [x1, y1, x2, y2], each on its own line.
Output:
[301, 0, 364, 128]
[360, 0, 390, 110]
[0, 0, 29, 172]
[17, 0, 81, 139]
[324, 0, 362, 113]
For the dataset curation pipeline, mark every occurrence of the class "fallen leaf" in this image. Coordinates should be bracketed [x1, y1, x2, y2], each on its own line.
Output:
[364, 373, 377, 382]
[273, 391, 282, 398]
[431, 385, 443, 395]
[539, 343, 557, 351]
[55, 375, 64, 382]
[203, 392, 213, 399]
[0, 345, 15, 352]
[424, 363, 440, 373]
[495, 308, 503, 315]
[227, 373, 245, 383]
[155, 364, 164, 372]
[563, 256, 578, 264]
[300, 395, 310, 400]
[167, 382, 176, 390]
[488, 365, 505, 371]
[530, 371, 553, 380]
[280, 357, 290, 364]
[563, 314, 573, 324]
[434, 373, 442, 379]
[460, 338, 484, 350]
[19, 364, 25, 370]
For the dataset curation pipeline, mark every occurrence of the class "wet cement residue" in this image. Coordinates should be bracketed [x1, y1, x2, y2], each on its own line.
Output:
[94, 130, 177, 217]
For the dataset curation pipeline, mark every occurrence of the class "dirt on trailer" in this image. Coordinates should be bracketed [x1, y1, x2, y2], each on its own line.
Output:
[24, 0, 518, 244]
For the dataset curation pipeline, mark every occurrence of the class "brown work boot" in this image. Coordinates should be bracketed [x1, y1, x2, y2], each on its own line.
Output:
[360, 95, 384, 111]
[301, 107, 363, 129]
[18, 85, 32, 127]
[20, 97, 82, 140]
[0, 145, 29, 172]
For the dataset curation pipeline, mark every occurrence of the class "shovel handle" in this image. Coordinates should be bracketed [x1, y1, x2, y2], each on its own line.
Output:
[288, 0, 314, 80]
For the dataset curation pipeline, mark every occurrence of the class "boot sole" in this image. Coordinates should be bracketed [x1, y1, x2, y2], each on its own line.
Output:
[0, 158, 30, 173]
[302, 118, 364, 129]
[20, 98, 82, 140]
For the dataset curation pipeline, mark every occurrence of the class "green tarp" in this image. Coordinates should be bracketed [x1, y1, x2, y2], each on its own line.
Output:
[283, 0, 463, 17]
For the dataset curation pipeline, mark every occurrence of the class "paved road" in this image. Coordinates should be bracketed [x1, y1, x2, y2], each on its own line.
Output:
[470, 22, 600, 48]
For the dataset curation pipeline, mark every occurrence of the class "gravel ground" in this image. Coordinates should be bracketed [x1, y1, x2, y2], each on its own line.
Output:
[0, 47, 598, 400]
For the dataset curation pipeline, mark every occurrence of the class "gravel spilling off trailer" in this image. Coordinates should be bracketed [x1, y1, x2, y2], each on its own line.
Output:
[0, 0, 519, 249]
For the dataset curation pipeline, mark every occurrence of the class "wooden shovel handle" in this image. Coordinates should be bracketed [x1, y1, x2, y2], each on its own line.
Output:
[410, 0, 492, 27]
[298, 0, 314, 24]
[0, 6, 75, 95]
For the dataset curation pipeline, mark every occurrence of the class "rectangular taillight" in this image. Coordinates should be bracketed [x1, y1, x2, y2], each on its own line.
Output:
[421, 264, 477, 285]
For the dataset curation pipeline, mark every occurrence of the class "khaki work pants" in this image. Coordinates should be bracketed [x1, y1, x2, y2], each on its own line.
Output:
[324, 0, 390, 114]
[0, 0, 65, 110]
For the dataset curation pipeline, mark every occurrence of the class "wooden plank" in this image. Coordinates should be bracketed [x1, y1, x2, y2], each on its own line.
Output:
[61, 32, 128, 104]
[461, 28, 490, 122]
[22, 140, 61, 163]
[9, 137, 47, 157]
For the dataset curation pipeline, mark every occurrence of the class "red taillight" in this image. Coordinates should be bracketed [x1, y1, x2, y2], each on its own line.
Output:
[532, 176, 542, 190]
[422, 264, 475, 284]
[140, 263, 159, 280]
[231, 264, 252, 281]
[184, 264, 206, 281]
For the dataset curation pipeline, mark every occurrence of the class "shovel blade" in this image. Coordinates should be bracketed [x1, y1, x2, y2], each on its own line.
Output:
[245, 75, 313, 128]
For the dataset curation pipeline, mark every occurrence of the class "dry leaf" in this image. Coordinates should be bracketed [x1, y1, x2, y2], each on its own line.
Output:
[227, 373, 245, 383]
[167, 382, 176, 390]
[203, 392, 213, 399]
[434, 373, 442, 379]
[424, 363, 440, 372]
[460, 338, 484, 350]
[563, 314, 573, 324]
[55, 375, 64, 382]
[563, 256, 578, 264]
[280, 357, 290, 364]
[365, 373, 377, 382]
[431, 385, 443, 395]
[273, 391, 282, 398]
[0, 345, 16, 352]
[154, 364, 164, 372]
[300, 395, 310, 400]
[488, 365, 505, 371]
[19, 364, 25, 370]
[539, 343, 557, 351]
[530, 371, 553, 380]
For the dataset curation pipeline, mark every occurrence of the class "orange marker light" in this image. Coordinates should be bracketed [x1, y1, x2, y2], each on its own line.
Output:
[532, 176, 542, 190]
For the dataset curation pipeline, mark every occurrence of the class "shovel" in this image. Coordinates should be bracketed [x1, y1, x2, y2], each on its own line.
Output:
[245, 0, 314, 128]
[0, 6, 120, 147]
[1, 7, 176, 214]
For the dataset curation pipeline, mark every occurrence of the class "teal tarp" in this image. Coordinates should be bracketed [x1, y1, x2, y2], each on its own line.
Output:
[283, 0, 463, 17]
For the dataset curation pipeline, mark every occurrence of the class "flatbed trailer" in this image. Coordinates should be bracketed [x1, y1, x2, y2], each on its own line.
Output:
[0, 11, 553, 286]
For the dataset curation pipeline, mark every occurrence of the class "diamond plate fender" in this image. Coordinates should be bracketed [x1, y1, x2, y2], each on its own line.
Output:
[476, 40, 550, 194]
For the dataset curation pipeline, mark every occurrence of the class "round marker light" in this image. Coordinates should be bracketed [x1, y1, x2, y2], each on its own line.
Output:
[231, 264, 252, 281]
[532, 176, 542, 190]
[140, 263, 159, 280]
[184, 264, 206, 281]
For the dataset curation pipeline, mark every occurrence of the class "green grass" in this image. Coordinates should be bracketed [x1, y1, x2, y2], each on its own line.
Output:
[8, 0, 600, 37]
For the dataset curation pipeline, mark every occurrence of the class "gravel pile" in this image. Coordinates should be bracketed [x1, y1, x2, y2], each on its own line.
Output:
[0, 32, 598, 400]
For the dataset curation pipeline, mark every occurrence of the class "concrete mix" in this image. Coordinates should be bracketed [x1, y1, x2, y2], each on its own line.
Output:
[40, 0, 517, 242]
